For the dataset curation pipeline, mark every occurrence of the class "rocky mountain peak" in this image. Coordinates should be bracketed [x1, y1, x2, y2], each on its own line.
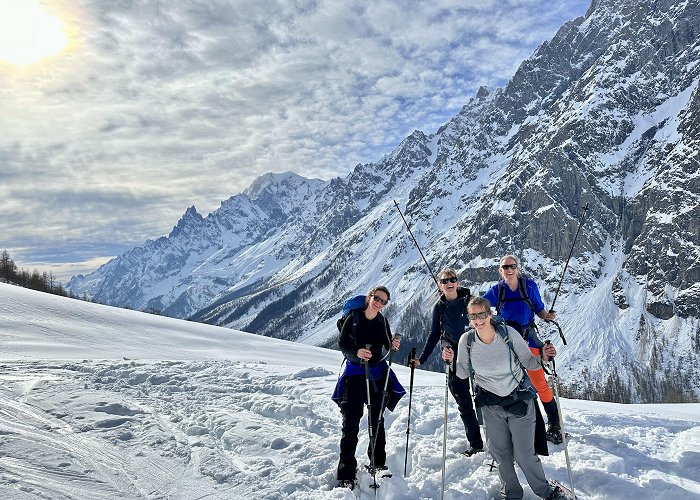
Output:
[68, 0, 700, 404]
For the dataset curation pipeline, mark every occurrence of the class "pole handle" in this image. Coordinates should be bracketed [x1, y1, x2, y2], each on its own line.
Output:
[362, 344, 372, 364]
[544, 340, 556, 374]
[407, 346, 417, 367]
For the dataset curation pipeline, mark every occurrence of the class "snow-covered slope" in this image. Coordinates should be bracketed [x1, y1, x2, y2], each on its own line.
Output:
[68, 0, 700, 403]
[1, 283, 699, 499]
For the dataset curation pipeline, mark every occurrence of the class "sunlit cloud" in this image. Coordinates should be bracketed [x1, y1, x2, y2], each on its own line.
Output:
[0, 0, 590, 279]
[0, 0, 69, 65]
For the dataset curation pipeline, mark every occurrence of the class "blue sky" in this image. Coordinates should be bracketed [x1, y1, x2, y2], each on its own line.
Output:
[0, 0, 590, 282]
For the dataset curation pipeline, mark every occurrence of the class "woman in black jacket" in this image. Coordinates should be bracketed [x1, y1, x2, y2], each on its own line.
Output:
[410, 267, 484, 456]
[334, 285, 402, 489]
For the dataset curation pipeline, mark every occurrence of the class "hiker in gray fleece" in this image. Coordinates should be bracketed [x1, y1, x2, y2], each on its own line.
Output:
[444, 296, 566, 500]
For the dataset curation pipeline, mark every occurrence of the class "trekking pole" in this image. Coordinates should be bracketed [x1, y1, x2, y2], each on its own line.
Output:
[471, 374, 495, 472]
[363, 344, 378, 491]
[549, 202, 589, 313]
[547, 202, 589, 345]
[372, 334, 401, 463]
[393, 200, 440, 290]
[404, 346, 417, 477]
[545, 341, 576, 499]
[440, 341, 451, 500]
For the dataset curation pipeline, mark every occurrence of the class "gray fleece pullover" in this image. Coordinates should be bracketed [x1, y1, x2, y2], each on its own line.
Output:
[455, 325, 543, 397]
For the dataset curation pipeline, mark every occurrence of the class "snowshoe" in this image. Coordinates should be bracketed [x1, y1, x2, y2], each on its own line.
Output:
[364, 464, 392, 478]
[546, 479, 574, 499]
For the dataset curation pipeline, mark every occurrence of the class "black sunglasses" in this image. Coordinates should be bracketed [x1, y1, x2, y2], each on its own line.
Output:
[372, 295, 388, 306]
[439, 277, 459, 284]
[500, 264, 517, 270]
[467, 311, 490, 320]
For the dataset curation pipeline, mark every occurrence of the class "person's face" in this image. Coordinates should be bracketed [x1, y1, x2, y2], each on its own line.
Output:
[499, 258, 518, 281]
[369, 290, 389, 312]
[467, 304, 492, 330]
[439, 274, 459, 296]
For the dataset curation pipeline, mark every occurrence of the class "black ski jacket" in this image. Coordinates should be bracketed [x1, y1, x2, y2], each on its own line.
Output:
[418, 287, 471, 364]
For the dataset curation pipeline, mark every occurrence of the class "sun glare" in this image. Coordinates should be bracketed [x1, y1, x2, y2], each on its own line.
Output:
[0, 0, 69, 66]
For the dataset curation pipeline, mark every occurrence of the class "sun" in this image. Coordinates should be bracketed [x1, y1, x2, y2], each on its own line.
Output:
[0, 0, 69, 66]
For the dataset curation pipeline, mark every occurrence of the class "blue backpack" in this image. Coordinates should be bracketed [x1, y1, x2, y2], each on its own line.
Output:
[336, 295, 367, 334]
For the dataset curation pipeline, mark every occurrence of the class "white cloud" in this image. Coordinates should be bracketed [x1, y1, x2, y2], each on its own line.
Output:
[0, 0, 590, 274]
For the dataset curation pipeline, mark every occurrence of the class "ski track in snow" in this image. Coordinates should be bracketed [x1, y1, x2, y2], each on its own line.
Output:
[0, 360, 698, 500]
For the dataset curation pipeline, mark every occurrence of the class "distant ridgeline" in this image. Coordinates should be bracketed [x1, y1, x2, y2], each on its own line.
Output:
[67, 0, 700, 404]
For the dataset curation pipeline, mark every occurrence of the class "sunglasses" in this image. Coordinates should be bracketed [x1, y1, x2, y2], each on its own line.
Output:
[467, 311, 490, 320]
[439, 277, 459, 284]
[372, 295, 388, 306]
[500, 264, 517, 270]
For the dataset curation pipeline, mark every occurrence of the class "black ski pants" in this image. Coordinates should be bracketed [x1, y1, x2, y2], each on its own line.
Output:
[448, 367, 484, 449]
[337, 374, 386, 480]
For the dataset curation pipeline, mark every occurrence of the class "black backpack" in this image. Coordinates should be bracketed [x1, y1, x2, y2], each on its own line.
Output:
[495, 276, 542, 343]
[496, 275, 536, 314]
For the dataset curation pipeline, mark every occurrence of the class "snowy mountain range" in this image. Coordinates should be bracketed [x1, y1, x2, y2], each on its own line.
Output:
[68, 0, 700, 404]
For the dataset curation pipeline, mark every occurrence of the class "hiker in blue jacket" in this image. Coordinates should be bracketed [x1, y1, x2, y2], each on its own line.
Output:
[410, 267, 484, 456]
[333, 285, 403, 489]
[483, 255, 561, 443]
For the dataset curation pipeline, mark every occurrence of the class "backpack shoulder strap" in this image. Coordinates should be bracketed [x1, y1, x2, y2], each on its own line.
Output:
[492, 320, 520, 367]
[517, 276, 536, 312]
[494, 320, 534, 383]
[465, 326, 476, 348]
[494, 321, 516, 356]
[351, 308, 360, 343]
[496, 281, 505, 314]
[380, 311, 391, 344]
[437, 300, 446, 336]
[463, 327, 483, 423]
[464, 327, 477, 379]
[497, 277, 536, 313]
[337, 309, 360, 346]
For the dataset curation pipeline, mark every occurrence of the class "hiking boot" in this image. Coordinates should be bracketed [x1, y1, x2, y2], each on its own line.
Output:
[545, 485, 565, 500]
[462, 446, 484, 457]
[546, 422, 563, 444]
[338, 479, 357, 490]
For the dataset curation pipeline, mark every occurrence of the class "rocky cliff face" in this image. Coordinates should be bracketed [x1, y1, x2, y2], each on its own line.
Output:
[69, 0, 700, 403]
